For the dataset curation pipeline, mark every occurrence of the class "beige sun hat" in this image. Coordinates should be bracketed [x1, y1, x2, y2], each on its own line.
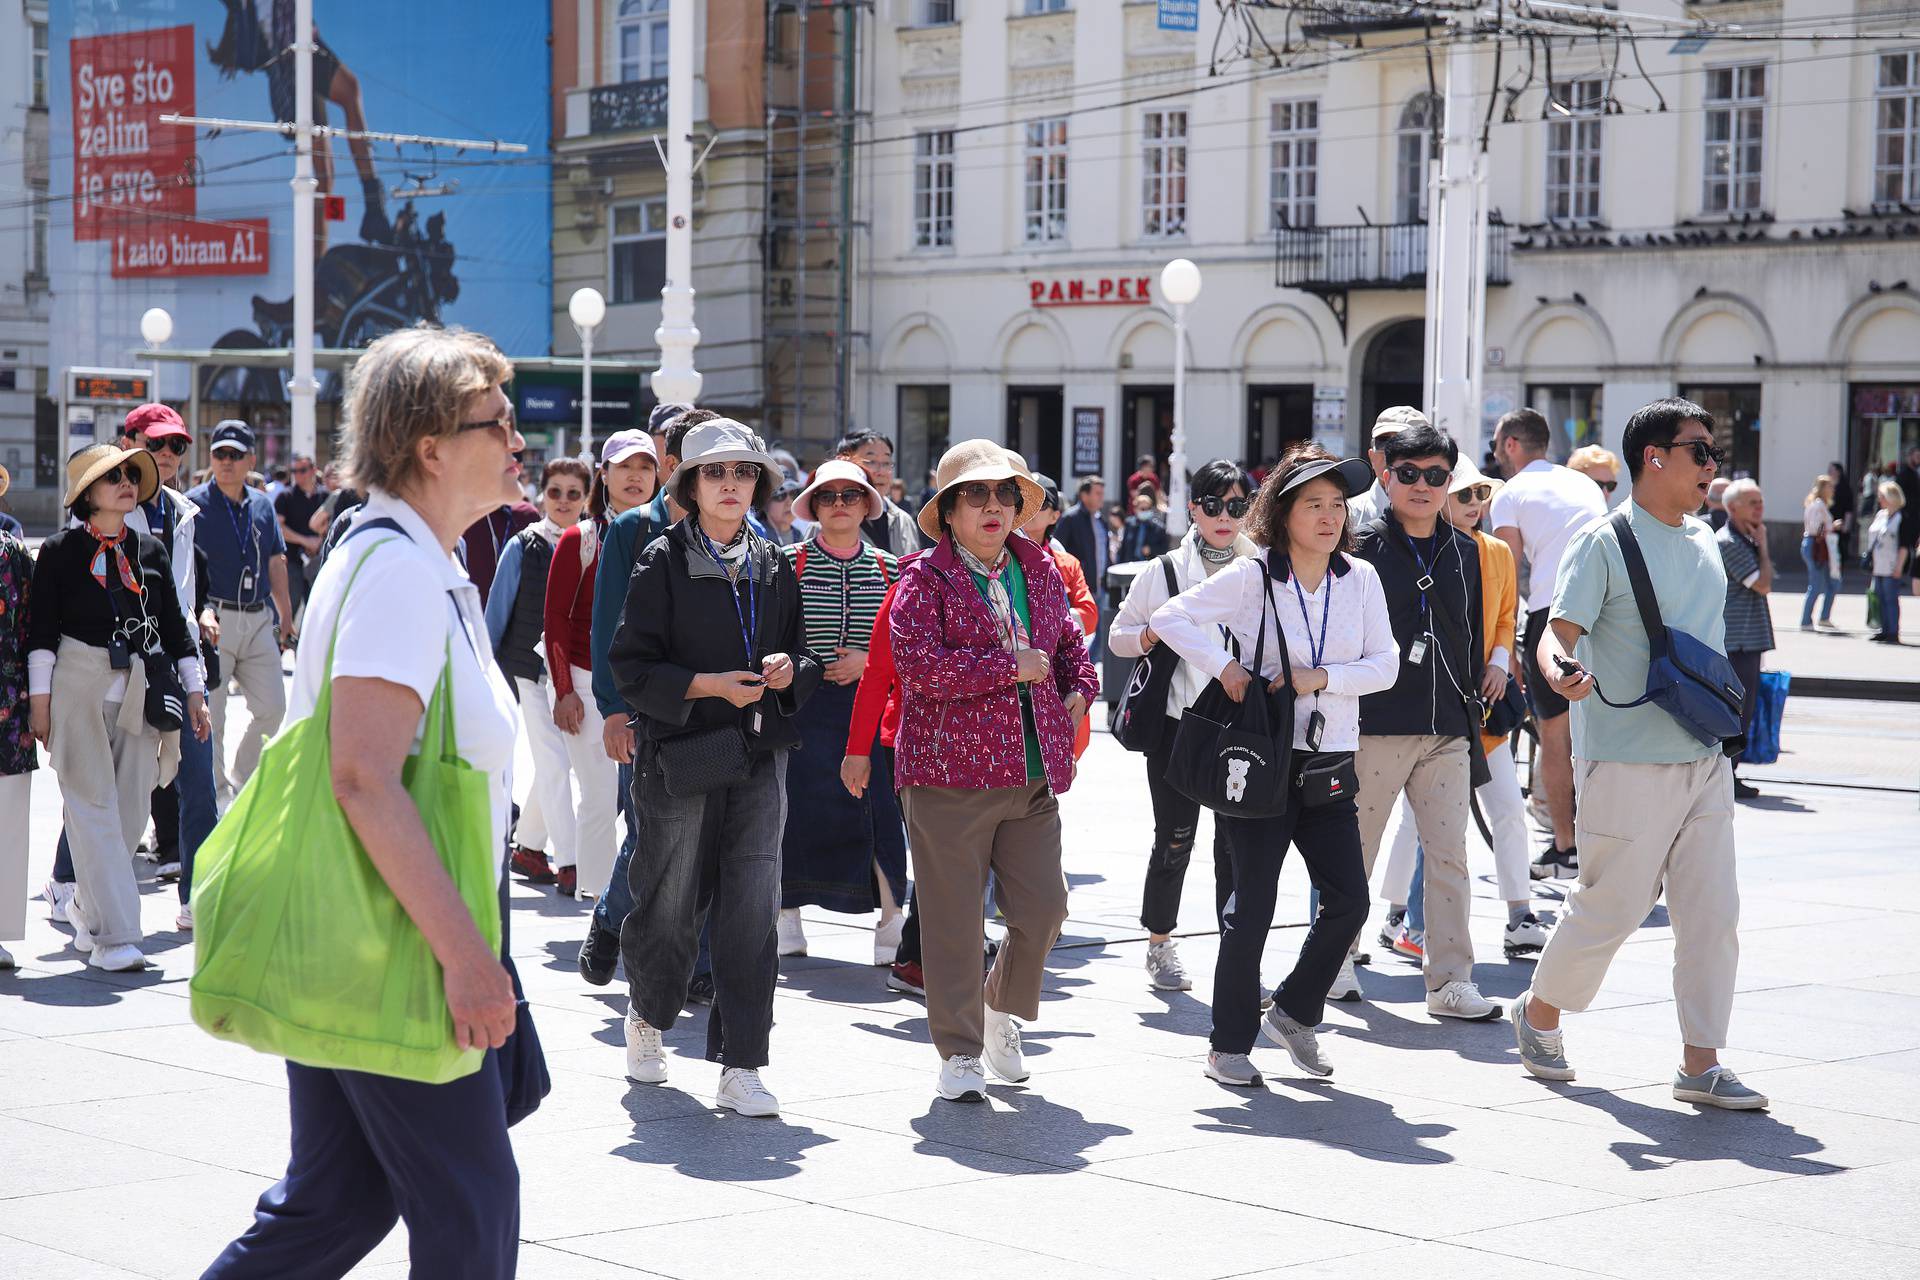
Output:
[0, 464, 10, 501]
[793, 458, 883, 522]
[918, 439, 1046, 540]
[63, 443, 159, 508]
[1448, 455, 1506, 499]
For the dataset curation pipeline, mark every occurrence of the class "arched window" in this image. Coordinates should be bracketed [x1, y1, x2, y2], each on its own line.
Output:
[617, 0, 669, 83]
[1396, 93, 1439, 221]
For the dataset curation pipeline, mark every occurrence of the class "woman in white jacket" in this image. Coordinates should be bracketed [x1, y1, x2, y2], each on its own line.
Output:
[1108, 460, 1258, 994]
[1151, 445, 1398, 1087]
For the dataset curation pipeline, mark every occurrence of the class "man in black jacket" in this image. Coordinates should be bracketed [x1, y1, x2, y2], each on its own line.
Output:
[1349, 421, 1499, 1022]
[1055, 475, 1109, 657]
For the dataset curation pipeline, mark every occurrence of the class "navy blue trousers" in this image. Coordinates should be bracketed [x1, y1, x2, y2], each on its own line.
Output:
[200, 1058, 519, 1280]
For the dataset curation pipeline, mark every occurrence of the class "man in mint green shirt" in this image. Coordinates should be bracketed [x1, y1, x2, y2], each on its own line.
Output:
[1512, 398, 1766, 1111]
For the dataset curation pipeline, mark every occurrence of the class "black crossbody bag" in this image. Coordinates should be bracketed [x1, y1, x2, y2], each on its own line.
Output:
[1108, 554, 1182, 753]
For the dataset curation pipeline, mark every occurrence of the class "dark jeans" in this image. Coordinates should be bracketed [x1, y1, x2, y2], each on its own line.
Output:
[1728, 649, 1765, 765]
[1212, 796, 1369, 1054]
[1141, 734, 1233, 935]
[1874, 574, 1903, 639]
[200, 1059, 518, 1280]
[594, 758, 712, 977]
[53, 714, 217, 906]
[620, 747, 787, 1069]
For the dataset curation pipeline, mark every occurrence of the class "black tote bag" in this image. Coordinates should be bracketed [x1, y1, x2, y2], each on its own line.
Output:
[1108, 556, 1182, 754]
[1165, 558, 1296, 819]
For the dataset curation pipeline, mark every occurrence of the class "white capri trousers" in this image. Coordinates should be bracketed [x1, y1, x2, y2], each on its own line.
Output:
[520, 667, 617, 895]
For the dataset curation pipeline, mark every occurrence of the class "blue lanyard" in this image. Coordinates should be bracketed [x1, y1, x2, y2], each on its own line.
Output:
[698, 525, 759, 667]
[1403, 530, 1438, 619]
[1290, 569, 1332, 670]
[221, 489, 256, 586]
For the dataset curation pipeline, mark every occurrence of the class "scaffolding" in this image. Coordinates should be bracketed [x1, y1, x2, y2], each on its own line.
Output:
[762, 0, 868, 458]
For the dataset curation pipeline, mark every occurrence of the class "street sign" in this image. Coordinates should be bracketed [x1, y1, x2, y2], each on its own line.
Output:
[68, 369, 149, 402]
[322, 194, 345, 221]
[1072, 406, 1104, 476]
[1157, 0, 1198, 31]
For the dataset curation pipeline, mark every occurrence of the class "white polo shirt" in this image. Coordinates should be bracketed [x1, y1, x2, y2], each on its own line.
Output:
[1489, 458, 1608, 614]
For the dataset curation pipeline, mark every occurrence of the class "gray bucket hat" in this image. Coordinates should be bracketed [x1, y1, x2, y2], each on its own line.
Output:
[671, 418, 779, 510]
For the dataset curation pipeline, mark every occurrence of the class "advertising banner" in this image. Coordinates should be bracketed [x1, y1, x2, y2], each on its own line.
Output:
[50, 0, 552, 419]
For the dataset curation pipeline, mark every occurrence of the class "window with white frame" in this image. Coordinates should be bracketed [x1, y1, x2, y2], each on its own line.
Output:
[1876, 51, 1920, 206]
[913, 130, 955, 248]
[1396, 94, 1438, 221]
[610, 199, 667, 304]
[1141, 109, 1188, 238]
[1268, 98, 1319, 231]
[31, 19, 48, 108]
[1546, 78, 1604, 225]
[1023, 0, 1068, 12]
[919, 0, 957, 22]
[1023, 116, 1068, 244]
[617, 0, 669, 83]
[1703, 64, 1766, 215]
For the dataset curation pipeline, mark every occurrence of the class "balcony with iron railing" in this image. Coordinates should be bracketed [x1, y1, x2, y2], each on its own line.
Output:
[1275, 221, 1512, 293]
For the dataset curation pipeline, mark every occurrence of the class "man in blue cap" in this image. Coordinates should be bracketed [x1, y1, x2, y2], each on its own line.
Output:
[189, 421, 294, 805]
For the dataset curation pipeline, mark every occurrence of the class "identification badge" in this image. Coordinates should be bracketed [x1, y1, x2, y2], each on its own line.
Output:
[239, 567, 256, 598]
[1306, 709, 1326, 751]
[750, 708, 765, 736]
[107, 635, 132, 671]
[1407, 635, 1429, 666]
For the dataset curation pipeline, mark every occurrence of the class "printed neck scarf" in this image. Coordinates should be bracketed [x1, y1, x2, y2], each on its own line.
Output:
[695, 515, 752, 581]
[955, 540, 1027, 651]
[84, 520, 143, 597]
[1193, 527, 1237, 565]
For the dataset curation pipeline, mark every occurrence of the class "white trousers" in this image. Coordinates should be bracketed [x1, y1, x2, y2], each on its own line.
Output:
[0, 772, 31, 942]
[510, 677, 550, 853]
[1381, 740, 1533, 905]
[534, 667, 616, 894]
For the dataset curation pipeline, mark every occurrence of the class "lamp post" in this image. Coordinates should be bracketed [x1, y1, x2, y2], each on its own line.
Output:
[1159, 258, 1202, 536]
[569, 287, 607, 459]
[139, 308, 173, 412]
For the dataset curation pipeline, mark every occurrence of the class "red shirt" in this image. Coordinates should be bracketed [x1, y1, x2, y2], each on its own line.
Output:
[847, 574, 907, 754]
[542, 522, 598, 699]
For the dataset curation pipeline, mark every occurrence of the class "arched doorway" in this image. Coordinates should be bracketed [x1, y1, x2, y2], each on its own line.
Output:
[1361, 319, 1424, 433]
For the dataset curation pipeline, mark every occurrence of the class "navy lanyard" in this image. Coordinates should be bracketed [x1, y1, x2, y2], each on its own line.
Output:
[1401, 529, 1438, 620]
[699, 525, 759, 667]
[1290, 569, 1332, 670]
[221, 489, 257, 586]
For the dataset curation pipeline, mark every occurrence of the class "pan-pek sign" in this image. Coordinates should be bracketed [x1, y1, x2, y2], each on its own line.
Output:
[1028, 276, 1155, 308]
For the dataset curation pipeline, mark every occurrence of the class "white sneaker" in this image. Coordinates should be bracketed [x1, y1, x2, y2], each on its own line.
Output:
[982, 1005, 1029, 1083]
[1327, 954, 1362, 1002]
[716, 1067, 779, 1117]
[936, 1054, 987, 1102]
[175, 903, 195, 932]
[874, 912, 905, 967]
[777, 908, 807, 957]
[42, 879, 73, 925]
[1145, 939, 1193, 991]
[89, 943, 147, 972]
[1203, 1052, 1264, 1087]
[1427, 980, 1502, 1021]
[64, 891, 95, 954]
[624, 1009, 668, 1084]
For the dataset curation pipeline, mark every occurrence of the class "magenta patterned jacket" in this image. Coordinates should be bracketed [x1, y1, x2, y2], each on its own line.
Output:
[890, 531, 1100, 794]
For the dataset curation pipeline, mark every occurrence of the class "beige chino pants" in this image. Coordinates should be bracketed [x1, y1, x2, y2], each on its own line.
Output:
[1355, 734, 1475, 989]
[209, 605, 285, 802]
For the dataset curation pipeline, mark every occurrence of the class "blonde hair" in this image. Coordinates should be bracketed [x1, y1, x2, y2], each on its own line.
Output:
[1566, 445, 1620, 476]
[340, 324, 512, 495]
[1806, 474, 1833, 506]
[1882, 479, 1907, 511]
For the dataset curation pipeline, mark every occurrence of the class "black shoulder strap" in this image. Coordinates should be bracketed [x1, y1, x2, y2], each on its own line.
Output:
[1608, 508, 1668, 660]
[1159, 552, 1178, 597]
[1253, 554, 1295, 685]
[346, 516, 409, 543]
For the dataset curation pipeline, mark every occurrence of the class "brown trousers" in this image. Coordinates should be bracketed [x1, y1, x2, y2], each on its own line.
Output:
[901, 781, 1069, 1060]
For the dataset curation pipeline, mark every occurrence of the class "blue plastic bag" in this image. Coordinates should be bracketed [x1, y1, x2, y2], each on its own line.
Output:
[1742, 669, 1790, 766]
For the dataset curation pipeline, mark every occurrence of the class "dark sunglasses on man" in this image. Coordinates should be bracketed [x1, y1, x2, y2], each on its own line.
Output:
[1657, 439, 1726, 469]
[1194, 494, 1250, 519]
[1392, 463, 1453, 489]
[139, 437, 190, 456]
[957, 480, 1023, 509]
[455, 415, 516, 443]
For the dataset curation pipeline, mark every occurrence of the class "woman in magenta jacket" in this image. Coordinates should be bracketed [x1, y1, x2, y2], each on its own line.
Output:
[889, 440, 1099, 1105]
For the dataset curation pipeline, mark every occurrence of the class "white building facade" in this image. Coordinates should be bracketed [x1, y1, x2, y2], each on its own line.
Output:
[0, 0, 51, 509]
[854, 0, 1920, 538]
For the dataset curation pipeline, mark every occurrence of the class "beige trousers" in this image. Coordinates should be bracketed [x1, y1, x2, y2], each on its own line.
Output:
[0, 772, 31, 942]
[1532, 753, 1739, 1047]
[901, 782, 1069, 1061]
[49, 639, 163, 947]
[210, 605, 285, 801]
[1355, 734, 1475, 989]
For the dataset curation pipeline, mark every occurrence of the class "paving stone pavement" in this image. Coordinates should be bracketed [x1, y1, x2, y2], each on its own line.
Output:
[2, 719, 1916, 1280]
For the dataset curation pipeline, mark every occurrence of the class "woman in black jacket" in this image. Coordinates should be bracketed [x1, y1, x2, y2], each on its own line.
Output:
[606, 419, 821, 1117]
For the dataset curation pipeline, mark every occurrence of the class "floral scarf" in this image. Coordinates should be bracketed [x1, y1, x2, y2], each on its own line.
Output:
[955, 540, 1028, 652]
[84, 520, 143, 597]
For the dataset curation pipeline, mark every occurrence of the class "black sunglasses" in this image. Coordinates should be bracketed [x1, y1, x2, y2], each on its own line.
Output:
[1657, 439, 1726, 469]
[456, 416, 515, 441]
[699, 462, 762, 485]
[1194, 495, 1250, 519]
[1455, 483, 1494, 503]
[958, 480, 1023, 509]
[1392, 463, 1453, 488]
[97, 465, 131, 486]
[139, 437, 190, 456]
[1595, 479, 1618, 494]
[810, 486, 868, 508]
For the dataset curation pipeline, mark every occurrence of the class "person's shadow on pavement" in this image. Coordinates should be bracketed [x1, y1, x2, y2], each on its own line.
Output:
[907, 1089, 1133, 1173]
[1563, 1088, 1837, 1175]
[612, 1102, 836, 1183]
[1194, 1084, 1458, 1164]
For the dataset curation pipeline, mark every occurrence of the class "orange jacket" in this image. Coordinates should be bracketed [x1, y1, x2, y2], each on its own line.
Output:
[1051, 542, 1099, 759]
[1474, 527, 1518, 756]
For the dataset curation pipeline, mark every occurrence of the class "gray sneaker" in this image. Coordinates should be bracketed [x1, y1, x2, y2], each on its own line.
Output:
[1260, 1007, 1332, 1077]
[1673, 1065, 1769, 1110]
[1512, 990, 1575, 1081]
[1145, 940, 1192, 991]
[1203, 1052, 1264, 1088]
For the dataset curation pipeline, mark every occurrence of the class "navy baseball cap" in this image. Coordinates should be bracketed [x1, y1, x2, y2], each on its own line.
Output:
[210, 420, 256, 454]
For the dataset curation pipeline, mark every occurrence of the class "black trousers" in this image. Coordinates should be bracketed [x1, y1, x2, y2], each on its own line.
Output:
[1141, 734, 1234, 935]
[1728, 650, 1764, 765]
[1213, 795, 1369, 1054]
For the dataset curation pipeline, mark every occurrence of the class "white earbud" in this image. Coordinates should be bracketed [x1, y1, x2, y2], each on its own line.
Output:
[1651, 458, 1664, 469]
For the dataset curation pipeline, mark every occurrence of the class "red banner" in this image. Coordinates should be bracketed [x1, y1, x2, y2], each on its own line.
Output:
[70, 25, 196, 240]
[109, 218, 270, 277]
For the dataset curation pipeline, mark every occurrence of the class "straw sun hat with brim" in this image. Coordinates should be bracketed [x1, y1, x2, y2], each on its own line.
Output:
[0, 464, 10, 501]
[670, 418, 779, 511]
[793, 458, 883, 523]
[1447, 456, 1506, 500]
[918, 439, 1046, 540]
[64, 443, 159, 508]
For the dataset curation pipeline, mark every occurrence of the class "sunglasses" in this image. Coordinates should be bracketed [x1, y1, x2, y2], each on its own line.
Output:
[139, 437, 190, 456]
[957, 481, 1023, 509]
[1657, 439, 1726, 469]
[97, 465, 132, 487]
[1454, 484, 1494, 504]
[1392, 463, 1453, 489]
[1595, 479, 1618, 494]
[1194, 495, 1250, 519]
[810, 486, 868, 508]
[455, 416, 515, 442]
[699, 462, 762, 485]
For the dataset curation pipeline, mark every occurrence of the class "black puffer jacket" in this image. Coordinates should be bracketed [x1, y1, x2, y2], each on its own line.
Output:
[494, 528, 555, 684]
[607, 518, 822, 755]
[1351, 509, 1484, 739]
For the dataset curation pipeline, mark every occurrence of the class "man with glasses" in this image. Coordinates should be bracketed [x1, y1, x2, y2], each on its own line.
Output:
[1514, 398, 1765, 1109]
[189, 421, 295, 806]
[273, 453, 329, 620]
[835, 430, 927, 554]
[1490, 407, 1607, 882]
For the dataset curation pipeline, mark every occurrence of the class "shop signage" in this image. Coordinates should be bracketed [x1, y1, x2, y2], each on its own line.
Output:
[1071, 406, 1104, 475]
[1029, 276, 1154, 308]
[1157, 0, 1199, 30]
[517, 383, 641, 424]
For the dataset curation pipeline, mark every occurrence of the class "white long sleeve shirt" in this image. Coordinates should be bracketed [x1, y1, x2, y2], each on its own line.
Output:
[1151, 552, 1400, 751]
[1108, 530, 1259, 720]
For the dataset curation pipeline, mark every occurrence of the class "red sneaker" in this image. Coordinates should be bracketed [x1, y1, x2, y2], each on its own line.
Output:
[1391, 925, 1425, 962]
[556, 864, 578, 898]
[886, 960, 926, 997]
[511, 846, 555, 884]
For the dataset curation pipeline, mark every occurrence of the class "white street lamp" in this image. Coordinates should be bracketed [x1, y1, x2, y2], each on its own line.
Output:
[1159, 258, 1202, 535]
[569, 286, 607, 459]
[140, 307, 173, 411]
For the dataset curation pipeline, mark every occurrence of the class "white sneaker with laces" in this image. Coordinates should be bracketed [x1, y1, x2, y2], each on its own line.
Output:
[43, 879, 73, 926]
[624, 1009, 668, 1084]
[1203, 1052, 1264, 1087]
[175, 903, 195, 932]
[936, 1054, 987, 1102]
[982, 1005, 1029, 1082]
[776, 908, 807, 958]
[89, 943, 147, 972]
[1427, 980, 1501, 1021]
[716, 1067, 779, 1117]
[64, 891, 95, 954]
[1327, 954, 1362, 1002]
[874, 912, 905, 966]
[1145, 939, 1193, 991]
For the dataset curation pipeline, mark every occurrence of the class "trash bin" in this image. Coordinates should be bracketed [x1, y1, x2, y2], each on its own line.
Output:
[1100, 560, 1150, 704]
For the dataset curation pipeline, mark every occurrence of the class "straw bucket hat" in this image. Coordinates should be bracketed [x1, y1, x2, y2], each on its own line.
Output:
[918, 439, 1046, 540]
[0, 464, 10, 501]
[793, 458, 883, 522]
[1448, 456, 1506, 500]
[64, 443, 159, 508]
